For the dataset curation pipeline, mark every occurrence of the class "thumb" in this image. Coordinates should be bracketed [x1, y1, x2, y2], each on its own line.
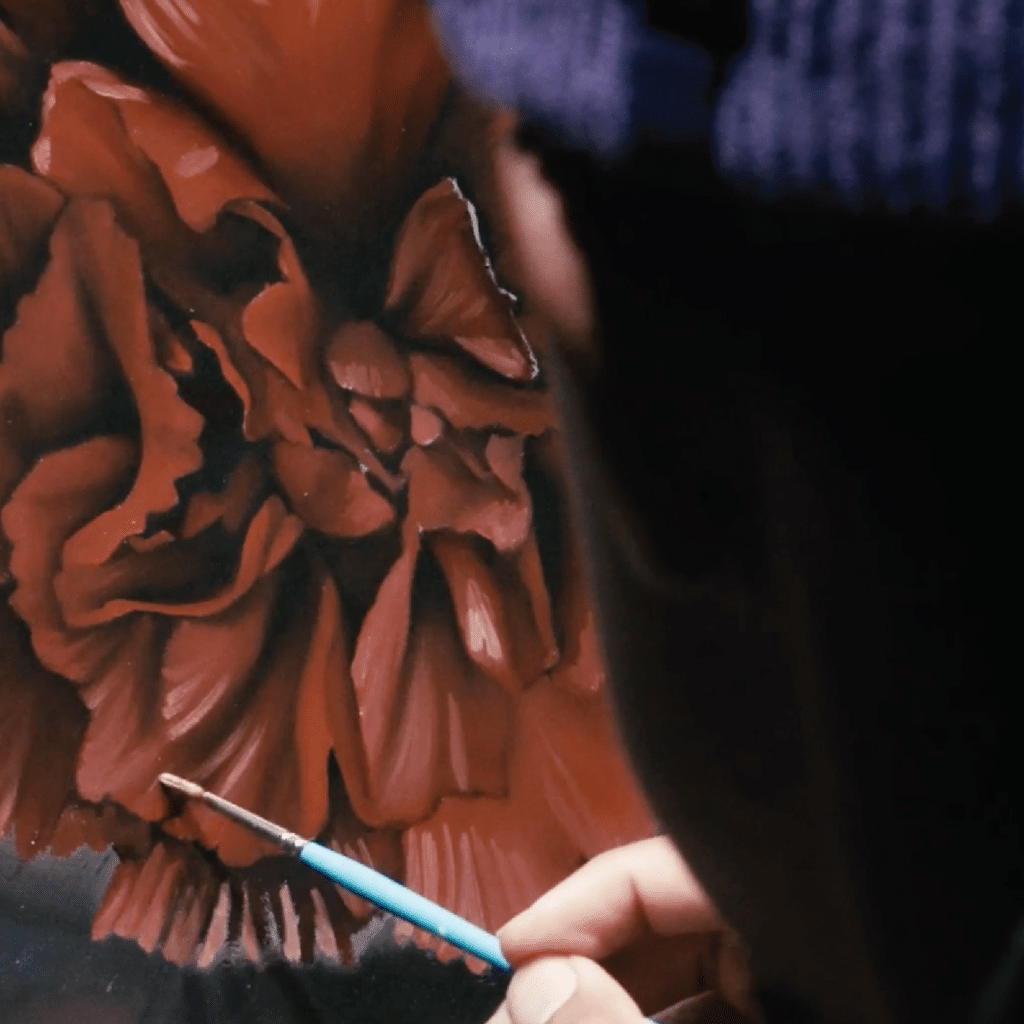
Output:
[487, 956, 647, 1024]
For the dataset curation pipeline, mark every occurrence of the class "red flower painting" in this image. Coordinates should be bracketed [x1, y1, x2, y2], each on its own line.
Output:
[0, 0, 655, 970]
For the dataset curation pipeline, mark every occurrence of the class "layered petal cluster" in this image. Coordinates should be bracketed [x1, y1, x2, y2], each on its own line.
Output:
[0, 51, 654, 968]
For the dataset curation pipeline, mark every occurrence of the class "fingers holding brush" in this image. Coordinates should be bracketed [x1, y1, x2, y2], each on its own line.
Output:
[491, 838, 758, 1024]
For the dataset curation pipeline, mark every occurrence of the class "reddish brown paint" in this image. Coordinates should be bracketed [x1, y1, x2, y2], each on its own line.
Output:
[0, 2, 655, 970]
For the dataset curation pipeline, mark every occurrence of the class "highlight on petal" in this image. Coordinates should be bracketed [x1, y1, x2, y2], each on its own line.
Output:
[36, 61, 276, 236]
[158, 559, 349, 865]
[347, 529, 512, 827]
[92, 834, 361, 967]
[33, 63, 196, 263]
[430, 530, 558, 696]
[386, 179, 538, 381]
[410, 352, 553, 435]
[409, 404, 444, 446]
[399, 673, 657, 950]
[349, 397, 407, 455]
[326, 320, 410, 399]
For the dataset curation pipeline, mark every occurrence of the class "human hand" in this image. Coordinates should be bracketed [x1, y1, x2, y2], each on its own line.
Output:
[487, 837, 757, 1024]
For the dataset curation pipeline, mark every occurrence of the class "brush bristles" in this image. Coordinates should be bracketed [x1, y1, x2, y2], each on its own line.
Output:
[159, 773, 205, 800]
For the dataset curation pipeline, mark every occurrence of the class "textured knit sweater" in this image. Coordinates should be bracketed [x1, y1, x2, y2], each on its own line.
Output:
[426, 0, 1024, 216]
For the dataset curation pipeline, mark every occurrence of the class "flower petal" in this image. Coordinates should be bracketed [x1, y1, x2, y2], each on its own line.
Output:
[511, 677, 658, 860]
[348, 397, 407, 456]
[405, 443, 532, 553]
[0, 604, 87, 859]
[2, 435, 138, 683]
[157, 557, 349, 865]
[118, 0, 449, 241]
[0, 164, 64, 330]
[1, 196, 121, 508]
[179, 453, 266, 539]
[430, 531, 557, 695]
[57, 492, 303, 627]
[398, 795, 577, 960]
[326, 320, 410, 399]
[409, 404, 444, 447]
[35, 61, 276, 237]
[241, 232, 320, 391]
[386, 179, 538, 381]
[399, 675, 657, 952]
[191, 318, 403, 493]
[272, 440, 394, 539]
[348, 529, 512, 827]
[92, 834, 359, 967]
[410, 352, 553, 434]
[50, 199, 205, 568]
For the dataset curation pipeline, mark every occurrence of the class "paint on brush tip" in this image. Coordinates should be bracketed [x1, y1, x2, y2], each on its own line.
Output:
[158, 773, 204, 799]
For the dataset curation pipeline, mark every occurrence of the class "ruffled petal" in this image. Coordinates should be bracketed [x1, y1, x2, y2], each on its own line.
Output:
[430, 530, 557, 696]
[31, 62, 412, 506]
[34, 61, 276, 240]
[50, 200, 205, 567]
[1, 195, 120, 509]
[386, 179, 538, 382]
[347, 528, 512, 827]
[69, 535, 325, 858]
[157, 558, 349, 864]
[405, 442, 532, 553]
[399, 674, 657, 955]
[326, 321, 410, 400]
[57, 488, 303, 627]
[272, 440, 394, 539]
[191, 317, 402, 493]
[410, 352, 553, 434]
[2, 433, 340, 863]
[3, 436, 138, 683]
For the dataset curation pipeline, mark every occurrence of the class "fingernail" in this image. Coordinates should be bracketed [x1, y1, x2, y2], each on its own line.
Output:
[507, 958, 578, 1024]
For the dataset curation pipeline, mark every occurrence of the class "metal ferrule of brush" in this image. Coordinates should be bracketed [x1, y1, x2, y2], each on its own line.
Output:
[203, 790, 309, 856]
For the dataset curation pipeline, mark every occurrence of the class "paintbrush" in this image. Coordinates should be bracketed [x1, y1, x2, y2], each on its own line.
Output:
[158, 772, 509, 969]
[159, 773, 663, 1023]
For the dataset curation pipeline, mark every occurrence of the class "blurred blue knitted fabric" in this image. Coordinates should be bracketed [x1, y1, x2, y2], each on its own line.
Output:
[426, 0, 1024, 215]
[426, 0, 713, 154]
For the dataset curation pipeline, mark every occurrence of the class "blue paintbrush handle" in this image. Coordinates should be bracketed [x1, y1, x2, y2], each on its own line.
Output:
[300, 842, 510, 970]
[301, 842, 660, 1023]
[157, 776, 661, 1020]
[157, 775, 661, 1019]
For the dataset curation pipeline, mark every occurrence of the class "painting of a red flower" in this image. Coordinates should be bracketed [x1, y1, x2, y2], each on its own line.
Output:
[0, 0, 655, 976]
